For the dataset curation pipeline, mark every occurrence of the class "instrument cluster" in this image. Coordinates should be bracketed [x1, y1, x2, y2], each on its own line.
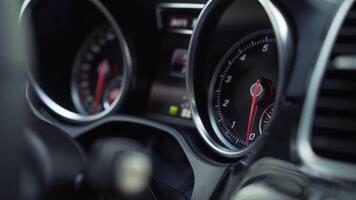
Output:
[24, 0, 291, 159]
[23, 0, 203, 126]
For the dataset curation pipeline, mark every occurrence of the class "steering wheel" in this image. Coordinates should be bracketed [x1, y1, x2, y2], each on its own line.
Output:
[0, 0, 28, 199]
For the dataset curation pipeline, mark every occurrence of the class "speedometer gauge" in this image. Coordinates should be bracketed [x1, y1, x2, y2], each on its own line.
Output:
[208, 30, 278, 150]
[71, 25, 124, 115]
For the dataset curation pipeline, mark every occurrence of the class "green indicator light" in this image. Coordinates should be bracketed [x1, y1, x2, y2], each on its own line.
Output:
[168, 105, 178, 116]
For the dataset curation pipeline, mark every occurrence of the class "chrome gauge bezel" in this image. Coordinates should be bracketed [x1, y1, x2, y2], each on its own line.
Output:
[187, 0, 293, 158]
[20, 0, 133, 123]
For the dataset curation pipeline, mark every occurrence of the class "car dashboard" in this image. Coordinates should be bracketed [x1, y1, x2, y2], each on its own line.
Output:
[13, 0, 356, 199]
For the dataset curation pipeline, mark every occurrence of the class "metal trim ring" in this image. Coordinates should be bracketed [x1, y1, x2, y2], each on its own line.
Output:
[187, 0, 293, 158]
[19, 0, 134, 123]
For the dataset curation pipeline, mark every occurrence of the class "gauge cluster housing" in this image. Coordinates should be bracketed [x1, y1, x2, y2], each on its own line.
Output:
[21, 0, 134, 122]
[187, 0, 292, 157]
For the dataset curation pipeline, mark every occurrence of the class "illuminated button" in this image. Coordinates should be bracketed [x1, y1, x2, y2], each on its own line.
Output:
[181, 108, 192, 119]
[168, 105, 178, 116]
[169, 18, 189, 29]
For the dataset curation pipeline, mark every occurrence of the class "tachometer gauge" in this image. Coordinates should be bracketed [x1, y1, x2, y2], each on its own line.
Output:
[71, 25, 124, 115]
[259, 104, 274, 134]
[208, 30, 278, 150]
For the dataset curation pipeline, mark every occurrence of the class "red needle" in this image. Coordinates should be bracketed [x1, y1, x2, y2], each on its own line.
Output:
[94, 59, 108, 112]
[245, 80, 261, 145]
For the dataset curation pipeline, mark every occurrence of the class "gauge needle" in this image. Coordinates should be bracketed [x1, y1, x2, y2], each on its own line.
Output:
[94, 59, 109, 112]
[245, 79, 261, 145]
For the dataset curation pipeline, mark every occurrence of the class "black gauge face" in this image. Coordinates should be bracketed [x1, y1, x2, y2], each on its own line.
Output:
[209, 31, 278, 150]
[72, 25, 123, 115]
